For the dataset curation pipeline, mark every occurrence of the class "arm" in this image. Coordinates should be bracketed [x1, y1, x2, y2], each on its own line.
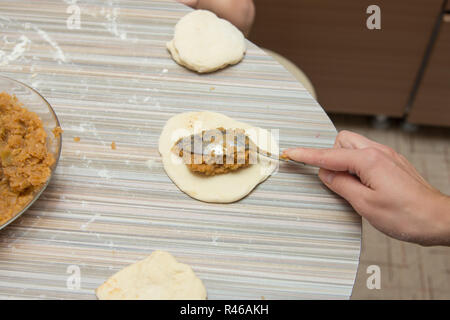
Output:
[177, 0, 255, 36]
[283, 130, 450, 246]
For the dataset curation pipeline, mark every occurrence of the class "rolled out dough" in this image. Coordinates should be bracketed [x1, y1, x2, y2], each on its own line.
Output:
[167, 10, 246, 73]
[158, 111, 278, 203]
[96, 250, 207, 300]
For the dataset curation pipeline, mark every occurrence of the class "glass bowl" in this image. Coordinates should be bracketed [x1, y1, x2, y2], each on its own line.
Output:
[0, 75, 62, 230]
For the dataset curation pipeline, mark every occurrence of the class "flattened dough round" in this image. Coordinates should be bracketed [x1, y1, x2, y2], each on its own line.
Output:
[96, 250, 207, 300]
[167, 10, 246, 73]
[159, 111, 278, 203]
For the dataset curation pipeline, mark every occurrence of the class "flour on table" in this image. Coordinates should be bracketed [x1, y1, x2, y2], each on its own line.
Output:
[146, 159, 157, 169]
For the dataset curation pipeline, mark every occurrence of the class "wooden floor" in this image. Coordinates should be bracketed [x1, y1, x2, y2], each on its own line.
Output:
[330, 114, 450, 299]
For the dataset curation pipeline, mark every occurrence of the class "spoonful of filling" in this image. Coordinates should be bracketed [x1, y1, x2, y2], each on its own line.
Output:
[172, 127, 278, 176]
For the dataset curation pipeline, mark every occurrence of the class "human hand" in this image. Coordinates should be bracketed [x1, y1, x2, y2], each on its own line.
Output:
[176, 0, 255, 36]
[177, 0, 198, 7]
[283, 130, 450, 246]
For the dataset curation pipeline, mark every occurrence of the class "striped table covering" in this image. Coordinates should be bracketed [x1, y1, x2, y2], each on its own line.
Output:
[0, 0, 361, 299]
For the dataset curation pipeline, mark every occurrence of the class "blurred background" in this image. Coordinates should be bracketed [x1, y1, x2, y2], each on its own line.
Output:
[247, 0, 450, 299]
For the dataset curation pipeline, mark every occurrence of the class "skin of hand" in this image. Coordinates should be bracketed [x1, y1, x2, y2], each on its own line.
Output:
[283, 130, 450, 246]
[176, 0, 255, 36]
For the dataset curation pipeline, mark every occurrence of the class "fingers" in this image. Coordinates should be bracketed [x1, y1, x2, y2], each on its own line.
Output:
[335, 130, 398, 158]
[177, 0, 199, 8]
[283, 147, 376, 175]
[318, 168, 373, 213]
[335, 131, 432, 189]
[196, 0, 255, 36]
[334, 130, 375, 149]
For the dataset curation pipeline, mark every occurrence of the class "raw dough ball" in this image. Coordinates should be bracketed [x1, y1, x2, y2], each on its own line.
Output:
[96, 250, 207, 300]
[167, 10, 246, 73]
[159, 111, 278, 203]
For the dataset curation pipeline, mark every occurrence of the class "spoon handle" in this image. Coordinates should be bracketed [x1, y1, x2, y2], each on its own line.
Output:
[256, 151, 306, 166]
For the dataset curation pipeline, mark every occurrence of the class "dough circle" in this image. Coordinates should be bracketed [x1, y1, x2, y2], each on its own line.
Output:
[167, 10, 246, 73]
[159, 111, 278, 203]
[96, 250, 207, 300]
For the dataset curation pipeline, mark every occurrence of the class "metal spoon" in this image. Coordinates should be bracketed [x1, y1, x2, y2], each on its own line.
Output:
[171, 128, 304, 165]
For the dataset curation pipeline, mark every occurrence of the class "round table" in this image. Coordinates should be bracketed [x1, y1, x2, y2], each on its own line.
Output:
[0, 0, 361, 299]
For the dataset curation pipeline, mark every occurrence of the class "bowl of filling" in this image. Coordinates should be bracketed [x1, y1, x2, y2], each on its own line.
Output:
[0, 75, 62, 230]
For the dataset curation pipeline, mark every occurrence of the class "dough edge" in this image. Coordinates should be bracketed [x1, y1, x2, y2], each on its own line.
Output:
[158, 111, 278, 203]
[166, 10, 246, 73]
[96, 250, 207, 300]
